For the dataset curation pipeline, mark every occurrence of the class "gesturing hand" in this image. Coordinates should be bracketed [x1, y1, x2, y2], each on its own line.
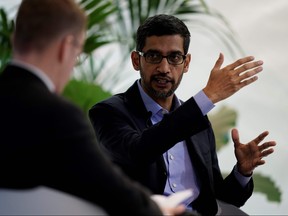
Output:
[232, 128, 276, 176]
[203, 53, 264, 104]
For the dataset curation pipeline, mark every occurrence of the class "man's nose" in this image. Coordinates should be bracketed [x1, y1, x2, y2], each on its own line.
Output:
[157, 57, 170, 73]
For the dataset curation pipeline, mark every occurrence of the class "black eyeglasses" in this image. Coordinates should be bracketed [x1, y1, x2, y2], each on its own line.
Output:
[137, 51, 186, 65]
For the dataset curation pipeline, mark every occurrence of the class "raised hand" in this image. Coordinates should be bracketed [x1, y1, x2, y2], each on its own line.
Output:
[232, 128, 276, 176]
[203, 53, 264, 103]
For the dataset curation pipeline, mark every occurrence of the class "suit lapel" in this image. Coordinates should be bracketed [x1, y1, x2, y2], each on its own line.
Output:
[186, 133, 214, 190]
[124, 81, 167, 173]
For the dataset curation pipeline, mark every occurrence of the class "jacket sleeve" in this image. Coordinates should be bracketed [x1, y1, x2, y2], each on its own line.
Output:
[89, 96, 210, 166]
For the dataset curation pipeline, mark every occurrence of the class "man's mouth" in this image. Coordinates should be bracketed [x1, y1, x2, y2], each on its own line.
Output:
[153, 76, 171, 84]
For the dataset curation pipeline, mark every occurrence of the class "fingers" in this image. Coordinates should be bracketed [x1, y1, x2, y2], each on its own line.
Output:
[255, 146, 275, 167]
[254, 131, 270, 145]
[162, 205, 186, 216]
[259, 140, 277, 151]
[225, 56, 263, 83]
[235, 60, 264, 75]
[233, 130, 274, 148]
[255, 140, 276, 168]
[231, 128, 240, 147]
[238, 75, 258, 89]
[204, 54, 263, 104]
[259, 141, 276, 157]
[172, 205, 186, 215]
[226, 56, 256, 71]
[212, 52, 224, 71]
[236, 60, 263, 86]
[253, 158, 266, 167]
[261, 147, 275, 157]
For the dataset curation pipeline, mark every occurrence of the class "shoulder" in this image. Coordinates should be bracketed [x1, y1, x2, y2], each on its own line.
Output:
[88, 93, 128, 124]
[50, 95, 87, 122]
[90, 93, 125, 111]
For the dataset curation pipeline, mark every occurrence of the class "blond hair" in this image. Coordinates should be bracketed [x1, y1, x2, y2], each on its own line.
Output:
[13, 0, 87, 54]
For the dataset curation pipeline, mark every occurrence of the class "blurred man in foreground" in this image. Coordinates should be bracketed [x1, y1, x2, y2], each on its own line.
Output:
[0, 1, 187, 215]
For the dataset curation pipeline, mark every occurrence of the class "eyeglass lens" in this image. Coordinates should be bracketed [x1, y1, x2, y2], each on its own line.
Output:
[141, 52, 185, 65]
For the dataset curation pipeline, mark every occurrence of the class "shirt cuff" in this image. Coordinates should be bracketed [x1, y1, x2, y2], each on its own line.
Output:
[194, 90, 215, 115]
[233, 165, 252, 187]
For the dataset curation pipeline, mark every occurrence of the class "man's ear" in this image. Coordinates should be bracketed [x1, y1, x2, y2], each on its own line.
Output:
[131, 51, 140, 71]
[183, 53, 191, 73]
[58, 35, 73, 63]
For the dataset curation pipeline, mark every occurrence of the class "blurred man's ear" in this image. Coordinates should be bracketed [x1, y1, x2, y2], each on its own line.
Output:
[58, 35, 74, 63]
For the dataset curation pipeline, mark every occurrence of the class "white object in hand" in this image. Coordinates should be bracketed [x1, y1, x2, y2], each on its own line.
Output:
[151, 189, 193, 208]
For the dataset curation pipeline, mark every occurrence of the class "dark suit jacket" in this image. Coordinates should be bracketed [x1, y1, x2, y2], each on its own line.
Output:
[0, 65, 163, 216]
[89, 80, 254, 216]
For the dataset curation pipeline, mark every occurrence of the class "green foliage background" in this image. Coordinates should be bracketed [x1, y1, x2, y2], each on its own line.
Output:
[63, 79, 111, 114]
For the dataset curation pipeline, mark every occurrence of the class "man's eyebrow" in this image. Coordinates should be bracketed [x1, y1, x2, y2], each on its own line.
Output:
[145, 49, 160, 53]
[145, 49, 182, 54]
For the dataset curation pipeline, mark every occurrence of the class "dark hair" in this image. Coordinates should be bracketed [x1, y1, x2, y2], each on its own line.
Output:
[13, 0, 87, 54]
[136, 14, 191, 54]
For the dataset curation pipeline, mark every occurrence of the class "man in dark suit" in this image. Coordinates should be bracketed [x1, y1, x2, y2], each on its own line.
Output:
[0, 1, 186, 215]
[89, 14, 276, 215]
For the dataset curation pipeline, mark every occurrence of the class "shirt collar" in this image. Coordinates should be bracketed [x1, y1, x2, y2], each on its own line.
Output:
[137, 79, 181, 116]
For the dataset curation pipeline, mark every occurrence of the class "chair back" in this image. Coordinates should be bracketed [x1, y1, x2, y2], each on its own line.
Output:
[0, 186, 107, 215]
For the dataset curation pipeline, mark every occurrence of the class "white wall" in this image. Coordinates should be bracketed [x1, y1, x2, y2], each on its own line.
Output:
[204, 1, 288, 214]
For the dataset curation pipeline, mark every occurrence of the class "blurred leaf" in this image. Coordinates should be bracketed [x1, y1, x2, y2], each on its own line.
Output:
[0, 8, 14, 73]
[209, 106, 237, 151]
[222, 171, 281, 203]
[83, 35, 111, 53]
[253, 173, 281, 202]
[79, 0, 118, 55]
[62, 79, 111, 114]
